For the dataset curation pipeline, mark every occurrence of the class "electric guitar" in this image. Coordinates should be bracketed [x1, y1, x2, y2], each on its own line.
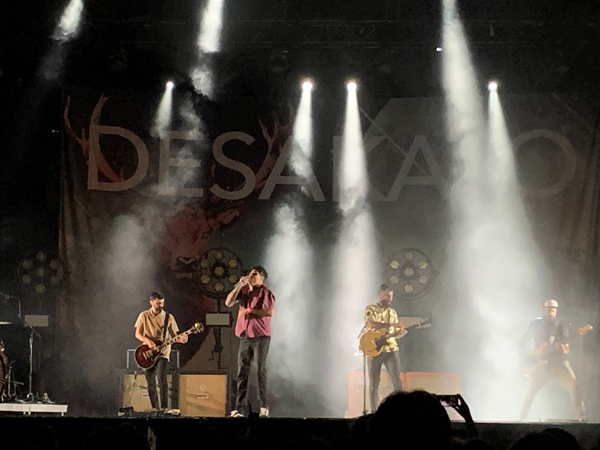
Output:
[522, 324, 593, 377]
[135, 322, 204, 369]
[359, 318, 431, 357]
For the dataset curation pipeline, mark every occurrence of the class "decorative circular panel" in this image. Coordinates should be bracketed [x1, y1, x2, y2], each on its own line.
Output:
[17, 251, 63, 296]
[197, 247, 243, 298]
[384, 248, 436, 299]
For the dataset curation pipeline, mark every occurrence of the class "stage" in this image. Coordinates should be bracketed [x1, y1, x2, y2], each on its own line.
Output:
[0, 402, 68, 416]
[1, 416, 599, 450]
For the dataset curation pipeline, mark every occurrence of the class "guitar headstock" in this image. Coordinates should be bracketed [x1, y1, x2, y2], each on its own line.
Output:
[191, 322, 204, 334]
[577, 324, 593, 336]
[415, 318, 431, 329]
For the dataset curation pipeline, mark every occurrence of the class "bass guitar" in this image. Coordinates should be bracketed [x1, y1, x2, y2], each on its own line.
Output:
[135, 322, 204, 369]
[522, 324, 592, 377]
[359, 318, 431, 357]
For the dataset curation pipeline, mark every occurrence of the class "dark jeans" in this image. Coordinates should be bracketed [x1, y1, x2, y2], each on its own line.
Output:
[145, 357, 168, 409]
[236, 336, 270, 413]
[368, 350, 403, 412]
[520, 360, 585, 420]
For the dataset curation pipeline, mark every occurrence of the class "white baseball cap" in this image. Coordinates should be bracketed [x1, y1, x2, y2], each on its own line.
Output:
[544, 299, 559, 308]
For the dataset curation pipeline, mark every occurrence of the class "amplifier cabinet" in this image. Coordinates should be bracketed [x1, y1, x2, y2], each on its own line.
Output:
[179, 374, 228, 417]
[347, 370, 406, 417]
[404, 372, 463, 421]
[120, 372, 176, 411]
[347, 371, 462, 419]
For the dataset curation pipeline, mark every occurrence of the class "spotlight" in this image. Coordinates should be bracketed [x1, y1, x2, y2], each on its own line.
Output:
[488, 80, 498, 92]
[302, 79, 313, 90]
[346, 80, 357, 91]
[166, 81, 175, 89]
[436, 47, 443, 52]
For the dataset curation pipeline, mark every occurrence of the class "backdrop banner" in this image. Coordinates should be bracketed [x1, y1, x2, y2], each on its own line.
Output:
[59, 88, 600, 417]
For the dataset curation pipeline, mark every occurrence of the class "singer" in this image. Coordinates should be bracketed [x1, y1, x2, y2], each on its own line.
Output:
[225, 265, 275, 418]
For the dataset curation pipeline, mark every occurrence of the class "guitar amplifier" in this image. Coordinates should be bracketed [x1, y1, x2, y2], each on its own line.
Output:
[404, 372, 463, 421]
[347, 370, 406, 417]
[179, 374, 228, 417]
[120, 372, 178, 411]
[347, 371, 462, 419]
[126, 349, 180, 371]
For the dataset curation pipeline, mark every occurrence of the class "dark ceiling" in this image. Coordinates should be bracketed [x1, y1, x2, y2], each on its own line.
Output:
[1, 0, 599, 96]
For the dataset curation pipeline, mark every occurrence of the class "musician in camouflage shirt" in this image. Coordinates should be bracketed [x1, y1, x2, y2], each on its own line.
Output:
[364, 284, 406, 412]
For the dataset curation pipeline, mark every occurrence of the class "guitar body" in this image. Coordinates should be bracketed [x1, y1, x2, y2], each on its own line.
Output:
[359, 329, 389, 357]
[359, 318, 431, 357]
[134, 322, 204, 370]
[521, 324, 593, 377]
[135, 340, 164, 370]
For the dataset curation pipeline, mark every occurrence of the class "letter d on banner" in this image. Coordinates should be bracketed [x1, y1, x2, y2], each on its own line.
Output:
[88, 125, 149, 191]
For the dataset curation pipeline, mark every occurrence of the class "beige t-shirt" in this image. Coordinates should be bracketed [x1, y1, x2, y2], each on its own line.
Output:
[134, 308, 179, 360]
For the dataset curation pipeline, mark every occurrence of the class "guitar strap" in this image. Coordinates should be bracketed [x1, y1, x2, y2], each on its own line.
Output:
[162, 310, 170, 341]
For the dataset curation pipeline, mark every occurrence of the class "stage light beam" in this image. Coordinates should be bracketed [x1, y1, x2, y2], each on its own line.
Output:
[198, 0, 225, 53]
[152, 83, 174, 140]
[265, 74, 317, 401]
[54, 0, 84, 42]
[442, 0, 545, 421]
[488, 81, 498, 92]
[325, 82, 379, 414]
[191, 0, 225, 97]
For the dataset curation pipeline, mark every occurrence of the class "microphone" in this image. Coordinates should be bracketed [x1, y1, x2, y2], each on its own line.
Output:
[237, 278, 253, 292]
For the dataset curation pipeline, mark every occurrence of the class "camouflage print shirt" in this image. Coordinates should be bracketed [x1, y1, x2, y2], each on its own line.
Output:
[364, 303, 400, 353]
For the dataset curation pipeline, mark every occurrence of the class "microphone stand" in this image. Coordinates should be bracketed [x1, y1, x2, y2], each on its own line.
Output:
[357, 325, 368, 416]
[0, 292, 41, 403]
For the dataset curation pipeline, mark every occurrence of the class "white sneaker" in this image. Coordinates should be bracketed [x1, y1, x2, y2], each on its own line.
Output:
[229, 410, 243, 418]
[259, 407, 269, 417]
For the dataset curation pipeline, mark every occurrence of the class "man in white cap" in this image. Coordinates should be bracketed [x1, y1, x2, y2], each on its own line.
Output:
[519, 299, 585, 421]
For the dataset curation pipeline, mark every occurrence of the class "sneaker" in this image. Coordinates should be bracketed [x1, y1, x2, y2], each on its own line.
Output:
[229, 410, 244, 418]
[41, 393, 55, 405]
[259, 407, 269, 417]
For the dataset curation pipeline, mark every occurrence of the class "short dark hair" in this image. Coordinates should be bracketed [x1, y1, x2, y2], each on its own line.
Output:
[379, 284, 390, 292]
[251, 265, 268, 279]
[150, 291, 164, 300]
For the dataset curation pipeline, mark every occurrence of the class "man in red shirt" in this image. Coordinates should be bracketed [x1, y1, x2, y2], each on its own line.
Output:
[225, 265, 275, 417]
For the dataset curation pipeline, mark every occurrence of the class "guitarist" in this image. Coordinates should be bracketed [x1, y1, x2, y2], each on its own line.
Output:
[519, 299, 585, 421]
[364, 284, 406, 412]
[134, 291, 188, 411]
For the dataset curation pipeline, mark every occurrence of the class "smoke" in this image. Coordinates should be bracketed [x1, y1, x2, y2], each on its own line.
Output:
[191, 64, 215, 99]
[62, 205, 167, 415]
[267, 203, 315, 383]
[442, 0, 546, 420]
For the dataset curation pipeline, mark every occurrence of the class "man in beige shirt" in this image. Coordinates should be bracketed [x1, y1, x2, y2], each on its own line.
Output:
[134, 291, 187, 410]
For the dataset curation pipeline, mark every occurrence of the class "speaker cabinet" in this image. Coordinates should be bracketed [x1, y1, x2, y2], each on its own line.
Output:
[404, 372, 463, 421]
[347, 370, 406, 417]
[347, 371, 462, 419]
[121, 372, 174, 411]
[179, 374, 228, 417]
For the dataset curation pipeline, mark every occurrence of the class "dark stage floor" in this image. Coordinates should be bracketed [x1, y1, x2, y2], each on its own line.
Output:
[1, 416, 600, 450]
